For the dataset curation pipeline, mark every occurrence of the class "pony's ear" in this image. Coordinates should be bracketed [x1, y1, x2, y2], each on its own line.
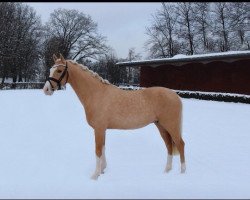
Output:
[60, 53, 66, 62]
[53, 54, 58, 62]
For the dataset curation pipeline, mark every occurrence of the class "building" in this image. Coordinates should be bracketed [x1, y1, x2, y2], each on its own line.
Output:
[116, 51, 250, 95]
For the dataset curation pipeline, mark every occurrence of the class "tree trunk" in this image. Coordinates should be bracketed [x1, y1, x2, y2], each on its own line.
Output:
[1, 76, 5, 84]
[12, 75, 17, 83]
[169, 31, 174, 57]
[238, 30, 244, 45]
[247, 41, 250, 50]
[202, 22, 207, 51]
[18, 71, 22, 82]
[187, 19, 194, 55]
[221, 15, 229, 51]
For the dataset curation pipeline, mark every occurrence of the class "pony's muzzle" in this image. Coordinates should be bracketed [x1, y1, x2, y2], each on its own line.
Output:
[43, 81, 54, 96]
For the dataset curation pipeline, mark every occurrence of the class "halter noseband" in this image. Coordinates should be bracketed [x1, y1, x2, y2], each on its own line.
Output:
[47, 62, 69, 91]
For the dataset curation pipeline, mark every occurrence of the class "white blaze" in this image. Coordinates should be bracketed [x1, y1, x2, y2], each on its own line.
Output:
[43, 67, 56, 96]
[43, 81, 54, 96]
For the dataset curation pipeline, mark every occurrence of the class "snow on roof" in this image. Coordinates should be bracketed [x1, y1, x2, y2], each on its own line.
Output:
[116, 50, 250, 67]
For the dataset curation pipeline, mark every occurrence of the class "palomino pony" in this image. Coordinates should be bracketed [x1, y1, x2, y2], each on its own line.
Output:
[43, 54, 186, 180]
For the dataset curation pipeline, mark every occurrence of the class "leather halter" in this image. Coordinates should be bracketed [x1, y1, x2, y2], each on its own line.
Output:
[47, 62, 69, 91]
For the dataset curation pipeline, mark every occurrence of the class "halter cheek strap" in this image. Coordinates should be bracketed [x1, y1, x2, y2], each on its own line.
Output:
[47, 62, 69, 91]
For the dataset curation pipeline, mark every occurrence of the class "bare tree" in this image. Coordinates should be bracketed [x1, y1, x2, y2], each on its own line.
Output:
[211, 3, 232, 52]
[126, 48, 141, 85]
[127, 47, 141, 62]
[145, 3, 180, 58]
[0, 2, 42, 83]
[193, 2, 214, 53]
[144, 2, 249, 57]
[45, 8, 108, 60]
[90, 49, 127, 85]
[0, 2, 17, 83]
[159, 3, 179, 57]
[145, 26, 168, 58]
[13, 3, 42, 82]
[105, 51, 122, 85]
[176, 2, 196, 55]
[228, 2, 249, 50]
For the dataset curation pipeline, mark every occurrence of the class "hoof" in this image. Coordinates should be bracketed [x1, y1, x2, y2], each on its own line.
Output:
[164, 166, 172, 173]
[101, 166, 106, 174]
[181, 163, 186, 173]
[101, 163, 107, 174]
[91, 174, 99, 180]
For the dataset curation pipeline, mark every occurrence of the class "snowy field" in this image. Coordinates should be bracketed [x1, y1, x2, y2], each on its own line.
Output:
[1, 86, 250, 199]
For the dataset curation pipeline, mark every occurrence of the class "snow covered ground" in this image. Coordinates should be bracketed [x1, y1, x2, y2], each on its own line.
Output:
[1, 86, 250, 199]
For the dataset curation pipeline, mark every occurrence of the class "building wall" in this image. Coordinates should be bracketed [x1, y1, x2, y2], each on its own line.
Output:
[140, 59, 250, 95]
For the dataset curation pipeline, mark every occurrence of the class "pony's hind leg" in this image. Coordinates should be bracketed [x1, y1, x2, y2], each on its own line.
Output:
[158, 115, 186, 173]
[154, 122, 173, 173]
[165, 125, 186, 173]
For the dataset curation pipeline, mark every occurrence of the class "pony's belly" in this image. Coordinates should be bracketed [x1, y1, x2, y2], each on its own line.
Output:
[109, 123, 150, 130]
[108, 117, 156, 130]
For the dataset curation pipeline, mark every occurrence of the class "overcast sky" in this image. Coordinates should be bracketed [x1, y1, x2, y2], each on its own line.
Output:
[26, 2, 162, 59]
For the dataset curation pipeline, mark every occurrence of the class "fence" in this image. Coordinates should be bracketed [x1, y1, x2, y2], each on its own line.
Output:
[0, 82, 44, 90]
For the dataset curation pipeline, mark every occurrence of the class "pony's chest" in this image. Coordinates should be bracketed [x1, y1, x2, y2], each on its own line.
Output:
[84, 106, 108, 128]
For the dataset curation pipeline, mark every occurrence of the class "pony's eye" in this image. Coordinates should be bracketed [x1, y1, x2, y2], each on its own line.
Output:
[57, 70, 62, 73]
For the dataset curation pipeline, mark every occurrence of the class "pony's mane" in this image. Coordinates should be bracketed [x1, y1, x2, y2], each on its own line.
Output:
[68, 60, 111, 85]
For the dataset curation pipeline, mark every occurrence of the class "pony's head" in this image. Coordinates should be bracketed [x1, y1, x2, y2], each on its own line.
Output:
[43, 54, 69, 95]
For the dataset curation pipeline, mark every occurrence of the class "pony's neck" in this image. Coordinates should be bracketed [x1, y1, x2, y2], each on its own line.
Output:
[67, 61, 105, 106]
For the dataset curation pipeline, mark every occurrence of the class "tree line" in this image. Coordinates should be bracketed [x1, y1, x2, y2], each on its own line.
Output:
[145, 2, 249, 58]
[0, 2, 249, 85]
[0, 3, 42, 84]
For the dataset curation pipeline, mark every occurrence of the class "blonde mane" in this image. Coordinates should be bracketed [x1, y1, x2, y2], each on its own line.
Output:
[68, 60, 111, 85]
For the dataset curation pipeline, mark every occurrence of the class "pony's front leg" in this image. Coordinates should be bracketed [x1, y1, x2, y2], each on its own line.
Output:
[91, 128, 106, 180]
[101, 145, 107, 174]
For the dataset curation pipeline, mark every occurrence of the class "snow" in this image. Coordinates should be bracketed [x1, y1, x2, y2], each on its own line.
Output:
[116, 50, 250, 65]
[174, 89, 250, 98]
[172, 54, 188, 58]
[118, 85, 142, 90]
[0, 78, 12, 83]
[172, 50, 250, 59]
[1, 86, 250, 198]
